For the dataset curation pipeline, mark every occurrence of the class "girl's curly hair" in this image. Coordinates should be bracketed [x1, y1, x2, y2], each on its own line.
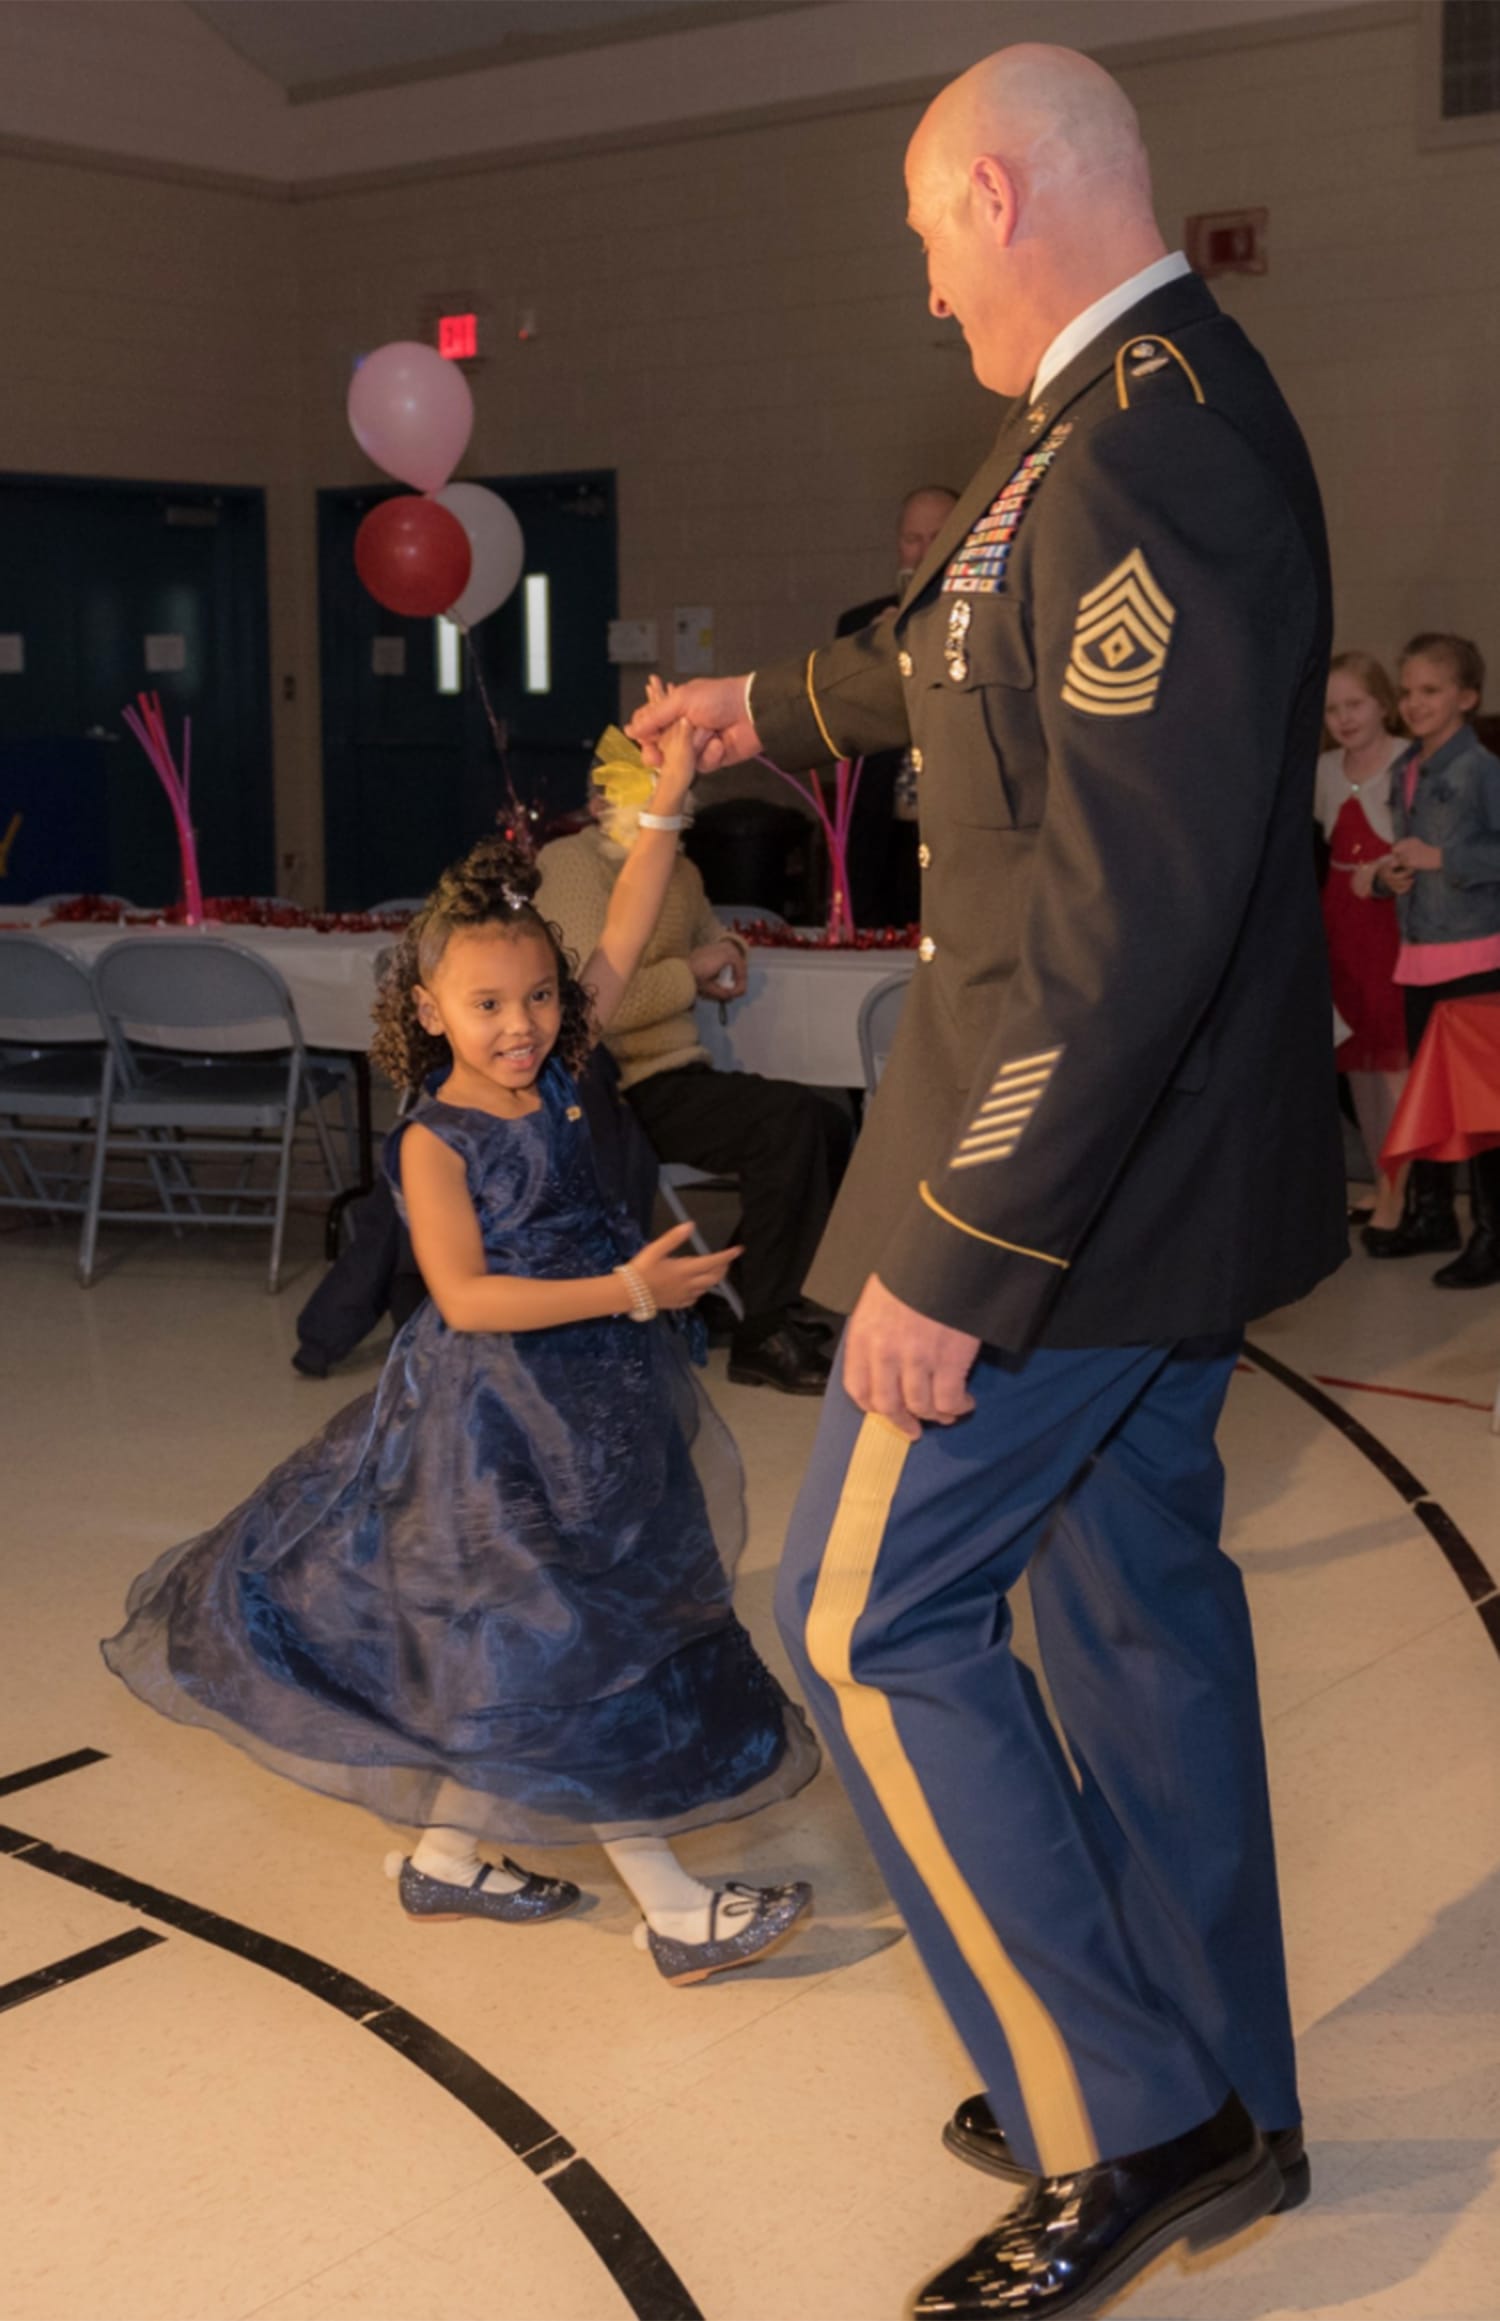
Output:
[370, 831, 593, 1095]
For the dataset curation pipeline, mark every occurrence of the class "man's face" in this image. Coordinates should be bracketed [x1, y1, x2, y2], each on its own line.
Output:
[907, 150, 1022, 396]
[898, 492, 956, 576]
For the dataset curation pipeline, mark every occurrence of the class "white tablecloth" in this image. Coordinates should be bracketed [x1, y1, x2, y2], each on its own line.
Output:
[0, 913, 917, 1086]
[695, 948, 915, 1087]
[0, 918, 393, 1052]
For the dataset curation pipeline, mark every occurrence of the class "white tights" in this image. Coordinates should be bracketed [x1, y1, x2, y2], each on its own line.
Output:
[406, 1805, 720, 1939]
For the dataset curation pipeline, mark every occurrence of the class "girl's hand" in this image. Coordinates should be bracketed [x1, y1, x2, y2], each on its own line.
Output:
[628, 1221, 745, 1311]
[1390, 835, 1443, 874]
[638, 673, 699, 812]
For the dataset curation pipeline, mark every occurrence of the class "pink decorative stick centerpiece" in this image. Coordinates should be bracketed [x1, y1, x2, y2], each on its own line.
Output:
[122, 692, 203, 926]
[755, 752, 865, 942]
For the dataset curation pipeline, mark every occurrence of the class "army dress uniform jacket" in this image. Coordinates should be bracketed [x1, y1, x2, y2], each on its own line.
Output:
[753, 272, 1347, 1353]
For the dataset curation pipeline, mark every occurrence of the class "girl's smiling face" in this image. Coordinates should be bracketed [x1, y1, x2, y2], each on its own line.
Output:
[1325, 669, 1388, 755]
[1399, 654, 1478, 753]
[414, 924, 562, 1099]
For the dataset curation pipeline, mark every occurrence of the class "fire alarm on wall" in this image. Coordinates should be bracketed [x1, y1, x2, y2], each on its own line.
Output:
[1185, 208, 1268, 278]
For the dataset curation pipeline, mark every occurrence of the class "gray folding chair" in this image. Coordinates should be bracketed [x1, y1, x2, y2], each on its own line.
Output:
[84, 938, 348, 1292]
[857, 972, 912, 1099]
[659, 1162, 745, 1322]
[0, 936, 111, 1224]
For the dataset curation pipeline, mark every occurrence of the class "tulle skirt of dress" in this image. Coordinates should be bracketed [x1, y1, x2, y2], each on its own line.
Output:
[102, 1301, 819, 1846]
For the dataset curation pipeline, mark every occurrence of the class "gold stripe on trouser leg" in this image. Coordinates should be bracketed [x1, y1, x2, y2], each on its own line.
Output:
[805, 1414, 1099, 2177]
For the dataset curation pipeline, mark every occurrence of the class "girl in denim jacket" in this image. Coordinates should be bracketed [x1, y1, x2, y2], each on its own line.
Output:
[1368, 634, 1500, 1285]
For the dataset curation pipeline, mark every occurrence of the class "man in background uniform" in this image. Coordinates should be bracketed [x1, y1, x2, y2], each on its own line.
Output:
[836, 485, 957, 927]
[632, 43, 1344, 2320]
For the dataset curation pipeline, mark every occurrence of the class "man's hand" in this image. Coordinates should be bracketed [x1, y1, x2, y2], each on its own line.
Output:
[628, 677, 761, 773]
[1389, 835, 1443, 874]
[842, 1273, 980, 1442]
[690, 939, 748, 1000]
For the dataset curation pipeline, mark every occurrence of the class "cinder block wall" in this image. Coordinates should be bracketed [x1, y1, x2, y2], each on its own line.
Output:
[3, 7, 1496, 897]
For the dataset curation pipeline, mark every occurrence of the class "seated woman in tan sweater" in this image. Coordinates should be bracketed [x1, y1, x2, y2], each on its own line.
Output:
[536, 759, 850, 1395]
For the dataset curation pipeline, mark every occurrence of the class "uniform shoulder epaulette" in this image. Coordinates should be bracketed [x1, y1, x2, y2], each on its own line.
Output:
[1113, 334, 1205, 411]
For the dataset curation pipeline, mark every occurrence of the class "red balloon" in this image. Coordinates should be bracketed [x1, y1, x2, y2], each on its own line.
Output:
[354, 495, 472, 619]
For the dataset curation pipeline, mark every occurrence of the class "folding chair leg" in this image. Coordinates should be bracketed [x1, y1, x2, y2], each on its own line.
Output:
[267, 1080, 301, 1293]
[306, 1081, 346, 1198]
[660, 1177, 745, 1322]
[78, 1060, 114, 1287]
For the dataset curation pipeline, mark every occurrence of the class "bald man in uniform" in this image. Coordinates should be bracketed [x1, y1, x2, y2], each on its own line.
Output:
[633, 44, 1343, 2320]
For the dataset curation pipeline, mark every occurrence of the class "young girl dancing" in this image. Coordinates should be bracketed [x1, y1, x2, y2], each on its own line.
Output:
[1365, 632, 1500, 1288]
[1315, 651, 1409, 1240]
[104, 702, 819, 1983]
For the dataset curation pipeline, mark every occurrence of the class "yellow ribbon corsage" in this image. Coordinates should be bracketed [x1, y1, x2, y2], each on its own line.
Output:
[590, 725, 656, 811]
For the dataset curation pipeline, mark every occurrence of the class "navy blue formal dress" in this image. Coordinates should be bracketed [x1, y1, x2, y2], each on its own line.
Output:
[103, 1061, 818, 1845]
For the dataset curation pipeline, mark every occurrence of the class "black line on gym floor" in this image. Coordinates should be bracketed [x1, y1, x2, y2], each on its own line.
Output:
[0, 1748, 109, 1799]
[0, 1926, 165, 2016]
[1243, 1339, 1500, 1656]
[0, 1803, 703, 2321]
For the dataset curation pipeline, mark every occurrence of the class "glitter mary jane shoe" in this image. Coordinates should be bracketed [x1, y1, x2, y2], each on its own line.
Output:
[388, 1853, 582, 1925]
[646, 1879, 812, 1985]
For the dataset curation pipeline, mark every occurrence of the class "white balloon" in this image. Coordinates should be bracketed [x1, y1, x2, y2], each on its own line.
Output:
[435, 483, 525, 630]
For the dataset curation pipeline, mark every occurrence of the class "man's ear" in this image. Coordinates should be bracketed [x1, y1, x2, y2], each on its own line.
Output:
[971, 153, 1018, 247]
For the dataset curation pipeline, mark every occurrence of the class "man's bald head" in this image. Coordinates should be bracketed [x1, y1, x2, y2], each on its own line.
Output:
[906, 45, 1165, 396]
[898, 486, 958, 577]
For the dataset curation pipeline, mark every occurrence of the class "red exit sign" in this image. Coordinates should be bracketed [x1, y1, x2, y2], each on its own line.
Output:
[438, 312, 478, 361]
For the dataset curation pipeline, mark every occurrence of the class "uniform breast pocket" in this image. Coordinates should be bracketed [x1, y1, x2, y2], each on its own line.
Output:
[926, 597, 1041, 830]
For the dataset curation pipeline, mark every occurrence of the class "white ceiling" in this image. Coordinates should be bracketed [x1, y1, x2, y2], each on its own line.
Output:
[190, 0, 812, 100]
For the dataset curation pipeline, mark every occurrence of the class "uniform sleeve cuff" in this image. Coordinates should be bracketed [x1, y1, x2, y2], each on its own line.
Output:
[748, 652, 829, 771]
[878, 1182, 1070, 1353]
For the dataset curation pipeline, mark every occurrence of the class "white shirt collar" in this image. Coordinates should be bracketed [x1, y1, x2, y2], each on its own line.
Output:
[1031, 251, 1192, 400]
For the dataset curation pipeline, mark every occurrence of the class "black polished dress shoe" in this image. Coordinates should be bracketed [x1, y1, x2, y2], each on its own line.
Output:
[914, 2093, 1281, 2318]
[726, 1320, 830, 1395]
[945, 2092, 1310, 2212]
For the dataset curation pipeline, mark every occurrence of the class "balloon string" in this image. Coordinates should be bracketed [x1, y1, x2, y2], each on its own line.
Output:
[468, 632, 538, 859]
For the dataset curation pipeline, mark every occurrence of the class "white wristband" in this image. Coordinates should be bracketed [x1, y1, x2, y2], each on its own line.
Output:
[639, 810, 687, 831]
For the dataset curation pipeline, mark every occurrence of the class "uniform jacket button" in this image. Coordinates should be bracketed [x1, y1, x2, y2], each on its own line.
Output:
[917, 843, 932, 870]
[909, 745, 924, 774]
[918, 935, 936, 963]
[898, 649, 913, 678]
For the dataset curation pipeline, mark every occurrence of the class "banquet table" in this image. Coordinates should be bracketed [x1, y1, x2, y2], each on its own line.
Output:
[1379, 995, 1500, 1169]
[0, 911, 916, 1093]
[694, 946, 915, 1088]
[0, 914, 393, 1054]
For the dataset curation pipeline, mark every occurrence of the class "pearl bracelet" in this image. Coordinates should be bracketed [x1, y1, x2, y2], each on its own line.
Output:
[639, 809, 687, 831]
[614, 1261, 658, 1322]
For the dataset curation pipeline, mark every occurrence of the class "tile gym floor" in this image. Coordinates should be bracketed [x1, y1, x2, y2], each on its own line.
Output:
[3, 1195, 1498, 2321]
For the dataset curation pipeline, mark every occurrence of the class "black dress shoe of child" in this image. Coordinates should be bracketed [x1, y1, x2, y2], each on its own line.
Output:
[1363, 1212, 1462, 1258]
[913, 2093, 1282, 2319]
[646, 1880, 812, 1984]
[944, 2093, 1311, 2212]
[395, 1856, 582, 1924]
[727, 1320, 830, 1395]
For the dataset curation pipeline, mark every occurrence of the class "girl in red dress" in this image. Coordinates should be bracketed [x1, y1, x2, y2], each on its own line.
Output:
[1315, 652, 1409, 1234]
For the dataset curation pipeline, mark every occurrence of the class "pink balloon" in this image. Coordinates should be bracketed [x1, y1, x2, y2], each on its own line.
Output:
[347, 342, 474, 494]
